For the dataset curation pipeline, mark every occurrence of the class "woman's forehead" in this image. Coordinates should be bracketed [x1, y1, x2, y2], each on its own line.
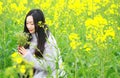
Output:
[26, 16, 33, 22]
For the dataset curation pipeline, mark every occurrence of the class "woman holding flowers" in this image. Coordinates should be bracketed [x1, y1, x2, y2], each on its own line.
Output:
[18, 9, 63, 78]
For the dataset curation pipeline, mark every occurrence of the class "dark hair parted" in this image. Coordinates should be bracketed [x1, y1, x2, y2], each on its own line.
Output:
[24, 9, 49, 57]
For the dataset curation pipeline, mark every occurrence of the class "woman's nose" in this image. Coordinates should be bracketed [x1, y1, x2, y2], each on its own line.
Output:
[27, 24, 31, 29]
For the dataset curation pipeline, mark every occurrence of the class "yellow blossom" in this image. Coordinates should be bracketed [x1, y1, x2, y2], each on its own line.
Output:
[85, 18, 93, 27]
[40, 0, 51, 10]
[11, 52, 18, 58]
[71, 25, 75, 31]
[16, 3, 26, 13]
[7, 0, 12, 3]
[10, 3, 17, 10]
[20, 0, 28, 5]
[109, 9, 115, 14]
[85, 14, 107, 28]
[46, 18, 52, 26]
[86, 34, 93, 40]
[20, 65, 26, 74]
[102, 0, 109, 6]
[95, 35, 106, 43]
[0, 1, 3, 15]
[94, 14, 107, 26]
[111, 4, 117, 9]
[68, 0, 86, 16]
[33, 0, 40, 4]
[86, 47, 91, 52]
[70, 41, 76, 50]
[16, 57, 22, 64]
[69, 33, 79, 41]
[70, 41, 80, 50]
[94, 0, 101, 3]
[104, 27, 115, 39]
[13, 65, 16, 68]
[117, 27, 120, 30]
[83, 43, 93, 51]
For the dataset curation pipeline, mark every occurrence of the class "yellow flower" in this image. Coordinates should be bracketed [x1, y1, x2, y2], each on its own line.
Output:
[69, 33, 79, 41]
[68, 0, 86, 16]
[70, 41, 80, 50]
[16, 57, 22, 64]
[109, 9, 114, 14]
[86, 47, 91, 52]
[40, 0, 51, 10]
[7, 0, 12, 3]
[104, 27, 115, 39]
[94, 14, 107, 26]
[46, 18, 52, 26]
[20, 0, 28, 5]
[29, 69, 33, 77]
[117, 27, 120, 30]
[83, 43, 92, 51]
[86, 34, 93, 40]
[85, 14, 107, 28]
[102, 0, 109, 6]
[20, 65, 26, 74]
[13, 65, 16, 68]
[10, 3, 17, 10]
[85, 18, 93, 27]
[70, 41, 76, 50]
[94, 0, 101, 3]
[101, 35, 106, 42]
[33, 0, 40, 4]
[111, 4, 117, 9]
[17, 3, 26, 13]
[0, 1, 3, 15]
[71, 25, 75, 31]
[11, 52, 18, 58]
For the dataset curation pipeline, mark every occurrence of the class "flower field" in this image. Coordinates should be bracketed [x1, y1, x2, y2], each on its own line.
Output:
[0, 0, 120, 78]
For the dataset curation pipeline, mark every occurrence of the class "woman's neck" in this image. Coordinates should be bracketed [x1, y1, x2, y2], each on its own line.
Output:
[31, 33, 37, 41]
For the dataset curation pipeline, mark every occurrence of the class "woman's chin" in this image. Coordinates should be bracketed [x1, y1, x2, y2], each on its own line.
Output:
[29, 31, 35, 34]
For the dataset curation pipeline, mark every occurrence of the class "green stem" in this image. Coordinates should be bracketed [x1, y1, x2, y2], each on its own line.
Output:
[75, 59, 77, 78]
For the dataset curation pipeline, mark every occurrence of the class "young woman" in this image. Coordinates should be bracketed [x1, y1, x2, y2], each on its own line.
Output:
[18, 9, 63, 78]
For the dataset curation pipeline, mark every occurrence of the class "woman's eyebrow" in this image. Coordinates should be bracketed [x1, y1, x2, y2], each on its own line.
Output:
[26, 21, 33, 23]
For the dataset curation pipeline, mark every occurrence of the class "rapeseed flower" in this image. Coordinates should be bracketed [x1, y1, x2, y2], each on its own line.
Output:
[69, 33, 79, 41]
[20, 65, 26, 74]
[0, 1, 3, 15]
[70, 41, 80, 50]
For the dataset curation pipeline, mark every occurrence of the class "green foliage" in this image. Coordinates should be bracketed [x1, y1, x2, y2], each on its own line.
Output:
[15, 32, 29, 46]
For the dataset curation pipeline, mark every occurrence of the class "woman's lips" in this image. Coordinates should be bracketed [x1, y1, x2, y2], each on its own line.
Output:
[29, 30, 33, 32]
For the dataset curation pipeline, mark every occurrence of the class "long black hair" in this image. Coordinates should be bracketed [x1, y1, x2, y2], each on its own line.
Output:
[24, 9, 49, 57]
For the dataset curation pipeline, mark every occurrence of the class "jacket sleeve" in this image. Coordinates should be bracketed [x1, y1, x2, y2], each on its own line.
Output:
[23, 33, 60, 71]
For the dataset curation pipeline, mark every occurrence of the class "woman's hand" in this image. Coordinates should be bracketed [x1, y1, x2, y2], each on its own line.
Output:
[18, 46, 27, 55]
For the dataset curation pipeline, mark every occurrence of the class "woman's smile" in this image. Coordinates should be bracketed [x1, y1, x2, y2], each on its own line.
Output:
[29, 29, 33, 32]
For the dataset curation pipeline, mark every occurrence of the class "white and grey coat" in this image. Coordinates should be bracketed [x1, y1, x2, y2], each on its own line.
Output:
[23, 33, 63, 78]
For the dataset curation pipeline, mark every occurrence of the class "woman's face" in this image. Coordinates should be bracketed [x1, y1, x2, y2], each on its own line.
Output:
[26, 16, 35, 34]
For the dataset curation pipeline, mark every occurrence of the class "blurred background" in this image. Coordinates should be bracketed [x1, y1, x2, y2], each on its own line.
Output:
[0, 0, 120, 78]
